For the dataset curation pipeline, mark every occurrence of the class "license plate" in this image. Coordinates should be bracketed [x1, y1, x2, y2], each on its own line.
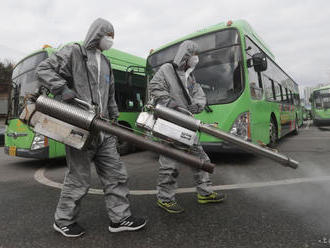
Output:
[8, 146, 16, 156]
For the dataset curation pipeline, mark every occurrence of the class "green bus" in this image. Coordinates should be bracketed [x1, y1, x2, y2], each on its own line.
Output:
[5, 44, 147, 159]
[147, 20, 300, 150]
[302, 104, 311, 121]
[310, 85, 330, 126]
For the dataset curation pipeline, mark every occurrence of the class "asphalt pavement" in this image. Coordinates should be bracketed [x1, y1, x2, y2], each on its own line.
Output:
[0, 122, 330, 248]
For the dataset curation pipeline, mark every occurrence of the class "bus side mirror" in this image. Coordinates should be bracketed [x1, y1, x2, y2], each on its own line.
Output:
[252, 53, 267, 72]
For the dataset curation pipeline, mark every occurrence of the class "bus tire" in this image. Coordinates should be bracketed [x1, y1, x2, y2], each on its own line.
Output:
[268, 117, 278, 148]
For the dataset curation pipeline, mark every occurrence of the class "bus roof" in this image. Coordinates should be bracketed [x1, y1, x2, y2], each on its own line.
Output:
[149, 19, 275, 60]
[13, 46, 55, 70]
[312, 84, 330, 93]
[103, 48, 146, 72]
[15, 43, 145, 73]
[58, 41, 146, 72]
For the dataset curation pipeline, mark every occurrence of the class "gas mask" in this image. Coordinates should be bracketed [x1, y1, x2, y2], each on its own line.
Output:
[99, 36, 114, 51]
[185, 55, 199, 82]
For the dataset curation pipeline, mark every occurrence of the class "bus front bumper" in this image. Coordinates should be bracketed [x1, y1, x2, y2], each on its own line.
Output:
[4, 146, 49, 159]
[314, 118, 330, 126]
[202, 141, 246, 153]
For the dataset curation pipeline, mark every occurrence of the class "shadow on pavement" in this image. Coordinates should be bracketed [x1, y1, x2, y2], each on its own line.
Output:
[11, 158, 66, 170]
[318, 126, 330, 131]
[209, 152, 256, 165]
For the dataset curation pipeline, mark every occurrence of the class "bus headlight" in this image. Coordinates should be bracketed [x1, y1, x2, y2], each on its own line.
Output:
[31, 133, 48, 150]
[230, 112, 251, 141]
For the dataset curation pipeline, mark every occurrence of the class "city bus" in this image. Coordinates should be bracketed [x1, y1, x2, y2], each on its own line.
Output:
[310, 85, 330, 126]
[5, 44, 147, 159]
[146, 20, 300, 150]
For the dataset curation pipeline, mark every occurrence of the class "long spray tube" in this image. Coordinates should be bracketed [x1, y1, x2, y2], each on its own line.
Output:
[35, 95, 215, 173]
[154, 105, 299, 169]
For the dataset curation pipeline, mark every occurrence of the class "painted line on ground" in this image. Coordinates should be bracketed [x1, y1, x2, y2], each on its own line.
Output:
[34, 167, 330, 196]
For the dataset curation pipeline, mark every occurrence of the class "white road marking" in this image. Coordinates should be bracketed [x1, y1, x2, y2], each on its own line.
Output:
[34, 167, 330, 196]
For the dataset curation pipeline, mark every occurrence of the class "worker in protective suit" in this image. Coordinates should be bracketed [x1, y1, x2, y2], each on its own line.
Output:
[149, 40, 226, 214]
[37, 18, 146, 237]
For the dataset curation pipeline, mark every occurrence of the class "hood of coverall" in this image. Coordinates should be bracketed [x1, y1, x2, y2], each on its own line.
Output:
[83, 18, 114, 50]
[173, 40, 199, 71]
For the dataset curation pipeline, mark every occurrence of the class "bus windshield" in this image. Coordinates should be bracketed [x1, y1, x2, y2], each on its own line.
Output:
[10, 52, 48, 118]
[147, 29, 243, 104]
[113, 68, 147, 112]
[314, 89, 330, 109]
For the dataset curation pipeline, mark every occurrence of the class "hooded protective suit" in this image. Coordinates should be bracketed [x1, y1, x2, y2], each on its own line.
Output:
[149, 40, 206, 113]
[148, 40, 213, 202]
[37, 18, 131, 226]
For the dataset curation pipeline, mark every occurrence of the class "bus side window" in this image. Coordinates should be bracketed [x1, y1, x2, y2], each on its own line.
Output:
[284, 88, 290, 103]
[289, 90, 294, 105]
[292, 93, 296, 105]
[315, 95, 322, 108]
[250, 82, 263, 100]
[262, 74, 274, 101]
[279, 85, 284, 102]
[271, 80, 276, 101]
[282, 88, 288, 104]
[274, 82, 281, 102]
[296, 94, 301, 106]
[246, 36, 263, 100]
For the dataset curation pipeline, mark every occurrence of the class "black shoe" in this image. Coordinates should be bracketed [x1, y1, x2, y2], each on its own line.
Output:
[53, 222, 85, 238]
[157, 200, 185, 214]
[197, 192, 226, 204]
[108, 216, 147, 233]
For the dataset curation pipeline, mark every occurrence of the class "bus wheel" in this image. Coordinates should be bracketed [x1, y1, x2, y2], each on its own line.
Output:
[293, 117, 299, 135]
[268, 117, 278, 148]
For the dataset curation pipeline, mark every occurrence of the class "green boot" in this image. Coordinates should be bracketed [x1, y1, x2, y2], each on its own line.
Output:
[197, 192, 226, 204]
[157, 200, 184, 214]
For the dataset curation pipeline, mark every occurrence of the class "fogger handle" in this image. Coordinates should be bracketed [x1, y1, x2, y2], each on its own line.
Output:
[92, 119, 215, 173]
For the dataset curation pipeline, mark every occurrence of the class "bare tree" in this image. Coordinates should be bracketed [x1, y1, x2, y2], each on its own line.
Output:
[0, 60, 14, 118]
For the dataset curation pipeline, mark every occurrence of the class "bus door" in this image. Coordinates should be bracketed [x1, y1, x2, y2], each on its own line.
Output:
[279, 86, 291, 135]
[126, 66, 147, 111]
[114, 66, 146, 122]
[289, 90, 298, 130]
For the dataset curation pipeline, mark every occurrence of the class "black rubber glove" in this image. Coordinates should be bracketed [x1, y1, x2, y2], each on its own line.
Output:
[187, 104, 199, 114]
[110, 118, 118, 125]
[61, 86, 77, 102]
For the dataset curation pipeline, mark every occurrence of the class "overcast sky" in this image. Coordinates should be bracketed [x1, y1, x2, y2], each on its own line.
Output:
[1, 0, 330, 87]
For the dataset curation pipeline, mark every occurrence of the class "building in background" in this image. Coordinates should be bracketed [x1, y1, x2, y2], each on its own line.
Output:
[304, 86, 313, 105]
